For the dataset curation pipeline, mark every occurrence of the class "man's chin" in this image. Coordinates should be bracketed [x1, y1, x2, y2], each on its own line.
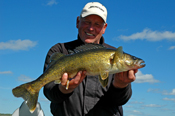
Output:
[84, 39, 96, 44]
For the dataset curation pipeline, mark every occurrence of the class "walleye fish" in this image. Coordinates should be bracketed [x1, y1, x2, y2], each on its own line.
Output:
[12, 44, 145, 113]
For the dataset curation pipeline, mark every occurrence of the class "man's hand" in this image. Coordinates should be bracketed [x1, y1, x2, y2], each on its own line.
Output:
[113, 69, 138, 88]
[59, 71, 86, 94]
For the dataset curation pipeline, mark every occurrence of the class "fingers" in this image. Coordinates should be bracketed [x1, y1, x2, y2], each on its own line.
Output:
[113, 70, 137, 88]
[61, 73, 68, 86]
[61, 71, 86, 88]
[79, 71, 86, 83]
[73, 71, 82, 85]
[118, 70, 136, 81]
[70, 71, 86, 85]
[134, 69, 138, 74]
[128, 70, 136, 82]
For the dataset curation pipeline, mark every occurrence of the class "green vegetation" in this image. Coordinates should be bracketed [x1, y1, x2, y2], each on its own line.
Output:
[0, 114, 11, 116]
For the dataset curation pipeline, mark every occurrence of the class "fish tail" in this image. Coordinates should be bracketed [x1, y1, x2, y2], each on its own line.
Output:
[12, 83, 39, 113]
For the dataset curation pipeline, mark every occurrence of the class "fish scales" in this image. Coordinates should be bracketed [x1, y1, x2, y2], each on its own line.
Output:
[12, 44, 145, 113]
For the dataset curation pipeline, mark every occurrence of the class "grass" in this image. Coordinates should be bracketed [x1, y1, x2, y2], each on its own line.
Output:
[0, 114, 11, 116]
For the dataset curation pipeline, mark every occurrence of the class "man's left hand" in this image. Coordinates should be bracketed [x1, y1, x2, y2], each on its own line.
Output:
[113, 69, 138, 88]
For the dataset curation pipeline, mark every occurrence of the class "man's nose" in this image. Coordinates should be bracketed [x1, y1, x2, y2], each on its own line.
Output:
[88, 24, 94, 31]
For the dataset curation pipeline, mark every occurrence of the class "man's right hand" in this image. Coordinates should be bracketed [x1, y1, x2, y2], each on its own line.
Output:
[59, 71, 86, 94]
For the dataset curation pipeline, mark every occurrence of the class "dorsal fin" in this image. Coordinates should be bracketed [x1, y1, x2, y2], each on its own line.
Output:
[45, 53, 65, 71]
[47, 53, 65, 69]
[74, 43, 106, 53]
[49, 52, 65, 62]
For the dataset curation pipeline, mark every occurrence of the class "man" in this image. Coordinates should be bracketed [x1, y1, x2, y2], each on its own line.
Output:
[43, 2, 137, 116]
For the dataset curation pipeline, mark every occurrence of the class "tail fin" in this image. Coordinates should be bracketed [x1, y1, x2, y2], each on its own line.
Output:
[12, 83, 39, 113]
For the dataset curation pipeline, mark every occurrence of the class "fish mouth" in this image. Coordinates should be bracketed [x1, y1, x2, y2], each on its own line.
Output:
[137, 60, 146, 68]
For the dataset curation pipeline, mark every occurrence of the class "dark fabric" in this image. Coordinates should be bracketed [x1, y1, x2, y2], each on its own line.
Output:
[43, 36, 132, 116]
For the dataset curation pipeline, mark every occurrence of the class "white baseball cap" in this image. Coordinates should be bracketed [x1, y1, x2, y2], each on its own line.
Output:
[80, 2, 107, 23]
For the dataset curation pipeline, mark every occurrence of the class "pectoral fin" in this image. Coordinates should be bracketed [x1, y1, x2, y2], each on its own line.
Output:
[99, 71, 109, 87]
[111, 46, 124, 67]
[115, 46, 123, 58]
[99, 76, 109, 87]
[113, 46, 123, 61]
[100, 71, 109, 80]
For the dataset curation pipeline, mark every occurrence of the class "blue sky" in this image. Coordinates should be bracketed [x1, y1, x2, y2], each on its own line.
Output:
[0, 0, 175, 116]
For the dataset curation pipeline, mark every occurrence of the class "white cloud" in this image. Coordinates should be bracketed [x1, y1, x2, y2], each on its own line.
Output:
[0, 39, 37, 51]
[18, 75, 33, 82]
[163, 89, 175, 95]
[143, 104, 162, 108]
[132, 110, 142, 114]
[124, 105, 133, 108]
[47, 0, 58, 6]
[163, 97, 175, 102]
[0, 71, 13, 74]
[156, 45, 163, 51]
[169, 89, 175, 95]
[129, 101, 143, 104]
[135, 70, 160, 83]
[169, 46, 175, 50]
[126, 110, 142, 115]
[147, 88, 162, 93]
[147, 88, 175, 96]
[118, 28, 175, 41]
[161, 108, 172, 111]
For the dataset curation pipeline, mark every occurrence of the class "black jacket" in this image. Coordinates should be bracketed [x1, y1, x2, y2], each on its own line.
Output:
[43, 36, 132, 116]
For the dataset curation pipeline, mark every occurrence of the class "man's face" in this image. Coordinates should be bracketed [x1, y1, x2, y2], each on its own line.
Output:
[76, 15, 107, 44]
